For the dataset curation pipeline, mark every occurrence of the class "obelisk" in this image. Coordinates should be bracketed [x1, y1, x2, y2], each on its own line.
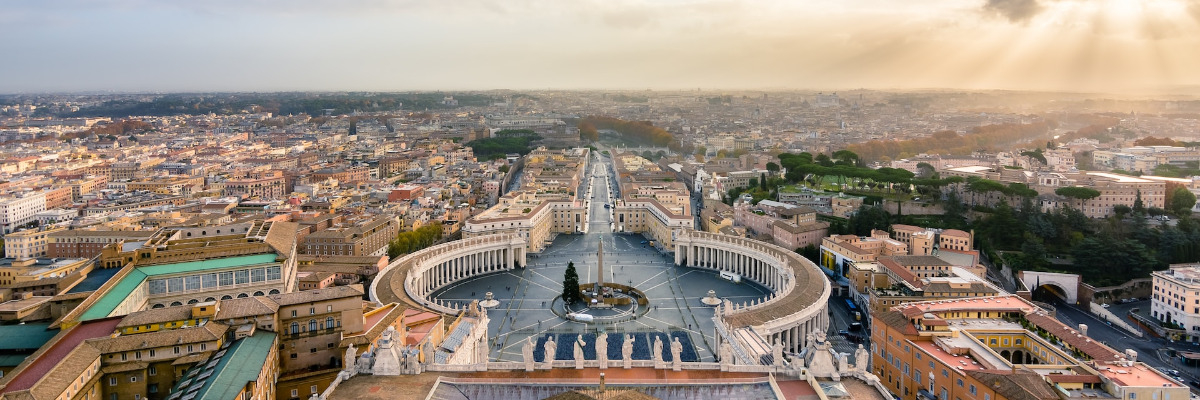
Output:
[595, 239, 604, 297]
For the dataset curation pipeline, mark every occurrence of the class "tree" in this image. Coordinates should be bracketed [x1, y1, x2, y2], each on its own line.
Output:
[562, 262, 581, 305]
[795, 244, 820, 264]
[748, 178, 759, 189]
[1133, 189, 1145, 213]
[1019, 233, 1048, 269]
[915, 162, 936, 178]
[1169, 186, 1197, 215]
[760, 173, 768, 191]
[849, 205, 891, 236]
[815, 153, 834, 167]
[766, 162, 780, 175]
[498, 165, 510, 174]
[1054, 187, 1101, 210]
[696, 146, 707, 156]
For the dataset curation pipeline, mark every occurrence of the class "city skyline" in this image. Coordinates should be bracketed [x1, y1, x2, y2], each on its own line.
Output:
[4, 0, 1200, 94]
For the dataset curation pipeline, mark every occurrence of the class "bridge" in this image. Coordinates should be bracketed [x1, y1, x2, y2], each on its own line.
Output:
[1018, 271, 1081, 304]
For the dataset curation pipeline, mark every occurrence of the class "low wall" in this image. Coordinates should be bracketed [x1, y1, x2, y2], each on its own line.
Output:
[1088, 302, 1143, 337]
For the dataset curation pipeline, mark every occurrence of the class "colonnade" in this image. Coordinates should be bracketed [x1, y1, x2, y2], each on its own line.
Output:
[394, 235, 527, 310]
[676, 231, 830, 355]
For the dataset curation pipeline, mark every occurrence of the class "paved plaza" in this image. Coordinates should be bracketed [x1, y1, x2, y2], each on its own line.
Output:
[429, 232, 772, 362]
[429, 153, 771, 362]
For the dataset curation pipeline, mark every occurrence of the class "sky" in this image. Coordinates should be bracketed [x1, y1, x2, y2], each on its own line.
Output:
[3, 0, 1200, 94]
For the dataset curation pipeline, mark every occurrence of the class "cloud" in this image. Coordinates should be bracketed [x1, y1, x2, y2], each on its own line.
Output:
[982, 0, 1043, 22]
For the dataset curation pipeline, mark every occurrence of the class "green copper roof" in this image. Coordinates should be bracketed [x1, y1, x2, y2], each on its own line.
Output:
[79, 254, 280, 322]
[175, 332, 276, 400]
[0, 323, 57, 351]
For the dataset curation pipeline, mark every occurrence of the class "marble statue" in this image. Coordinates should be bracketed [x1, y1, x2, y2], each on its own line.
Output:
[838, 352, 850, 373]
[522, 337, 535, 371]
[805, 332, 815, 352]
[771, 339, 784, 367]
[622, 334, 634, 369]
[574, 335, 586, 369]
[719, 342, 733, 365]
[344, 344, 357, 372]
[670, 337, 683, 371]
[404, 347, 420, 373]
[597, 332, 609, 369]
[544, 336, 557, 367]
[653, 336, 664, 366]
[422, 339, 434, 365]
[855, 344, 869, 371]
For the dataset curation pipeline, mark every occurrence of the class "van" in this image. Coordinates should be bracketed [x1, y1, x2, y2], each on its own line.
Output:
[720, 271, 742, 283]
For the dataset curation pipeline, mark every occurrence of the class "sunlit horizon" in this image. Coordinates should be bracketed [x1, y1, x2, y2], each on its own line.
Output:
[2, 0, 1199, 94]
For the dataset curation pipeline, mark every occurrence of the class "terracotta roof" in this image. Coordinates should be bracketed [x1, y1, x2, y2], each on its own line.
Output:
[87, 322, 226, 354]
[116, 305, 195, 329]
[267, 284, 363, 306]
[1023, 311, 1121, 362]
[875, 310, 918, 335]
[214, 296, 279, 320]
[1045, 374, 1102, 384]
[965, 370, 1059, 400]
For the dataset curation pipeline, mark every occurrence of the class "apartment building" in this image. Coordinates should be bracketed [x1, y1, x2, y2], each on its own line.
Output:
[873, 295, 1187, 400]
[302, 215, 399, 257]
[0, 192, 46, 234]
[47, 230, 156, 259]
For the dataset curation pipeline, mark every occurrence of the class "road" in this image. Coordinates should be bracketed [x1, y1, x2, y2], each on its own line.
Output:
[1049, 298, 1199, 390]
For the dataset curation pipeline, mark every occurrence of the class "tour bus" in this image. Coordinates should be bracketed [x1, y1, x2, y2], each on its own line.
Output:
[720, 270, 742, 284]
[567, 313, 594, 323]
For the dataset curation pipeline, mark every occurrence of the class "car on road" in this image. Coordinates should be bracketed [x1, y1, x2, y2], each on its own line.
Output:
[1102, 303, 1110, 308]
[837, 330, 849, 336]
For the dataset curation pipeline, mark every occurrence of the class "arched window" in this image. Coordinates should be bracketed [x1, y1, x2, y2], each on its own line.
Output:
[325, 317, 335, 329]
[204, 297, 216, 302]
[201, 231, 206, 235]
[221, 295, 233, 300]
[253, 291, 265, 296]
[291, 322, 299, 334]
[170, 301, 182, 307]
[152, 304, 165, 309]
[268, 289, 280, 295]
[309, 320, 318, 331]
[237, 293, 248, 298]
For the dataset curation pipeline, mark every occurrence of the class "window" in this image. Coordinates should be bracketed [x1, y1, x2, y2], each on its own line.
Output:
[956, 379, 963, 387]
[310, 307, 316, 315]
[109, 377, 117, 386]
[134, 395, 141, 400]
[327, 305, 333, 313]
[290, 353, 297, 359]
[219, 272, 234, 286]
[120, 353, 127, 361]
[185, 275, 201, 290]
[251, 268, 265, 282]
[149, 384, 158, 394]
[148, 366, 157, 376]
[148, 349, 155, 357]
[326, 317, 335, 329]
[267, 266, 281, 281]
[311, 348, 317, 353]
[148, 279, 167, 295]
[174, 346, 180, 354]
[235, 269, 249, 284]
[291, 322, 300, 334]
[130, 376, 137, 383]
[202, 273, 217, 288]
[311, 385, 318, 394]
[309, 320, 318, 331]
[291, 310, 297, 317]
[291, 389, 298, 397]
[970, 384, 977, 395]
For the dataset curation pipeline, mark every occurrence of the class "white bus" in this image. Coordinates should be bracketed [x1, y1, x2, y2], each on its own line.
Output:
[720, 271, 742, 284]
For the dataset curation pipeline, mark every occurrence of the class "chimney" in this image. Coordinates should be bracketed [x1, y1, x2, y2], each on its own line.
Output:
[599, 373, 606, 392]
[1078, 324, 1088, 337]
[1125, 349, 1137, 362]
